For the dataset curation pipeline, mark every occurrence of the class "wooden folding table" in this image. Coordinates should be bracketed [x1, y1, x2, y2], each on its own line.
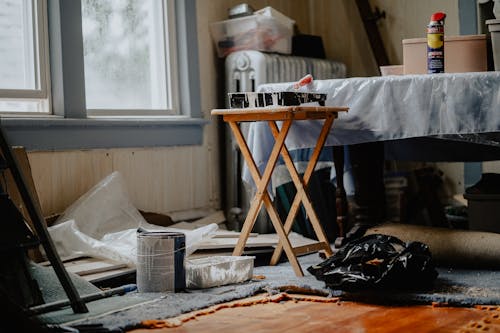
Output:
[212, 106, 348, 276]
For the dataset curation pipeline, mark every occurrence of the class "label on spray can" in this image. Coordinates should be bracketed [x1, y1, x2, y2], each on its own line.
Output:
[427, 12, 446, 74]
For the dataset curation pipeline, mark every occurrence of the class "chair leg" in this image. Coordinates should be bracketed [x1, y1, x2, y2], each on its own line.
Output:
[333, 145, 347, 238]
[335, 142, 386, 248]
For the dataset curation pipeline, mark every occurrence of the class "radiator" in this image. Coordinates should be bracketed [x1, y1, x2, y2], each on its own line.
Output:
[223, 50, 346, 232]
[225, 50, 346, 96]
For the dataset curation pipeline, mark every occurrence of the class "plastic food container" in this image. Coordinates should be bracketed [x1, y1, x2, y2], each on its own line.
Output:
[210, 10, 294, 57]
[402, 35, 487, 74]
[185, 256, 255, 289]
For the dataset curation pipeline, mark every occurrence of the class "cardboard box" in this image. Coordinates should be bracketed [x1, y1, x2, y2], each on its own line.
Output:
[403, 35, 487, 74]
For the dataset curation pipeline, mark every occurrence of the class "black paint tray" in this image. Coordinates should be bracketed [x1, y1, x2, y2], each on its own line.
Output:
[228, 92, 327, 108]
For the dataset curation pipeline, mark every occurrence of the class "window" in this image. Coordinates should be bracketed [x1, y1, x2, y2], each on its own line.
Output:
[1, 0, 204, 150]
[0, 0, 50, 113]
[81, 0, 179, 116]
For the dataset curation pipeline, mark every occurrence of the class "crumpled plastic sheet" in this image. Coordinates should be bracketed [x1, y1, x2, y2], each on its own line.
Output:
[307, 234, 438, 290]
[48, 172, 217, 266]
[243, 72, 500, 187]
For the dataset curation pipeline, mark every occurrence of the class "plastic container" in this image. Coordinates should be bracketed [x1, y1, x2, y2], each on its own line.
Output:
[185, 256, 255, 289]
[463, 193, 500, 233]
[403, 35, 487, 74]
[210, 11, 294, 57]
[487, 19, 500, 71]
[255, 6, 295, 30]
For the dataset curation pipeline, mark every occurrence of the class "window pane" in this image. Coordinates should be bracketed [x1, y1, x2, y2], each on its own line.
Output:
[0, 0, 37, 90]
[82, 0, 169, 110]
[0, 99, 46, 112]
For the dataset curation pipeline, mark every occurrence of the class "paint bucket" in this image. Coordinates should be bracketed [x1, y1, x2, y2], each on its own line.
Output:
[136, 231, 186, 292]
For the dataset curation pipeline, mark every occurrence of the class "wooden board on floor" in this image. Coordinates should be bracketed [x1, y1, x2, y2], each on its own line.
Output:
[63, 257, 128, 276]
[41, 255, 133, 282]
[212, 230, 258, 238]
[197, 232, 317, 250]
[169, 211, 226, 230]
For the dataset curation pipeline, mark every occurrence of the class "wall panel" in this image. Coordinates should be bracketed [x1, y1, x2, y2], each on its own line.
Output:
[28, 150, 113, 216]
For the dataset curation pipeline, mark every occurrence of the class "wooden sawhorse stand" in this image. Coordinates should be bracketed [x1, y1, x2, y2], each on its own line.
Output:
[212, 106, 348, 276]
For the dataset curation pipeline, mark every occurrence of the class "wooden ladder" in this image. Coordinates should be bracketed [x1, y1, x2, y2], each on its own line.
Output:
[0, 124, 88, 314]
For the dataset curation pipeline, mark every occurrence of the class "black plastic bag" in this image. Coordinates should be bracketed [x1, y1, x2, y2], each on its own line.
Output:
[308, 234, 438, 290]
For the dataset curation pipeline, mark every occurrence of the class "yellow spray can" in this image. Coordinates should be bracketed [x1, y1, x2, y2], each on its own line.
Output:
[427, 12, 446, 73]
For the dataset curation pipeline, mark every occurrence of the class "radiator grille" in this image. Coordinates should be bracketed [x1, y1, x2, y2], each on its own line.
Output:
[226, 50, 346, 97]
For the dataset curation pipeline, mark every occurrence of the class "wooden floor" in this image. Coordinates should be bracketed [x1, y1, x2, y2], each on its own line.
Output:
[129, 293, 499, 333]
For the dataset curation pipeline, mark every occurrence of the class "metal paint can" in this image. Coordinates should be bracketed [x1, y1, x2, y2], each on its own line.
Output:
[136, 231, 186, 292]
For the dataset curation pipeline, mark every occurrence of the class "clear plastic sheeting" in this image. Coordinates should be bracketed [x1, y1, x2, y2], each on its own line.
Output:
[48, 172, 217, 266]
[244, 72, 500, 186]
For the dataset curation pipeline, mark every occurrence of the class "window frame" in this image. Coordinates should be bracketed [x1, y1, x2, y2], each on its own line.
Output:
[1, 0, 205, 150]
[0, 0, 51, 113]
[84, 0, 180, 117]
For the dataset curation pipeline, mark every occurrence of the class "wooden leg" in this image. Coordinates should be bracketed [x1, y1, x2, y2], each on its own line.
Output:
[270, 115, 336, 265]
[227, 119, 304, 276]
[227, 120, 291, 255]
[262, 191, 304, 276]
[333, 146, 347, 238]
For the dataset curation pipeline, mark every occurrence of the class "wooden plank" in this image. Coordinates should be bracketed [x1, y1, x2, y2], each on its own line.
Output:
[212, 231, 258, 238]
[219, 110, 343, 122]
[355, 0, 390, 68]
[169, 210, 227, 230]
[197, 235, 276, 250]
[85, 267, 136, 284]
[63, 257, 129, 277]
[112, 146, 215, 215]
[197, 232, 317, 251]
[43, 256, 130, 278]
[188, 248, 273, 260]
[211, 106, 348, 116]
[27, 150, 113, 217]
[3, 147, 46, 262]
[38, 254, 88, 267]
[4, 147, 43, 228]
[292, 242, 329, 256]
[192, 210, 226, 226]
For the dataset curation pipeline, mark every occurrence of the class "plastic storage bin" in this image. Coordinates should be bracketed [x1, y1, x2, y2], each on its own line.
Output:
[402, 35, 487, 74]
[210, 11, 294, 57]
